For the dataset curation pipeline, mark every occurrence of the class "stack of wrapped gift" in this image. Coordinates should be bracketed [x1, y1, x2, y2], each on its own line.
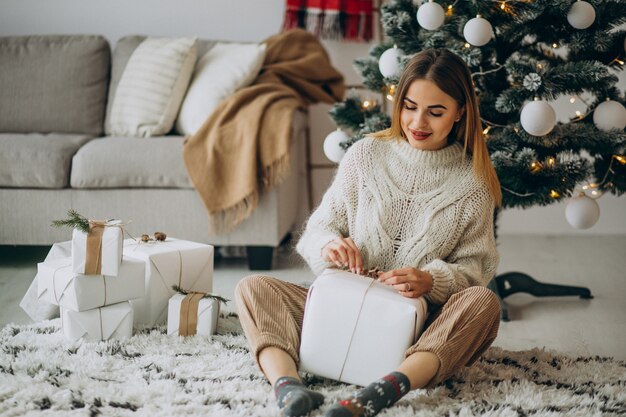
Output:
[123, 238, 215, 333]
[299, 268, 429, 387]
[37, 221, 145, 341]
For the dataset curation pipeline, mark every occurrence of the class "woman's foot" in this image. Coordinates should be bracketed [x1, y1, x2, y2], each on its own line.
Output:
[324, 372, 410, 417]
[274, 376, 325, 417]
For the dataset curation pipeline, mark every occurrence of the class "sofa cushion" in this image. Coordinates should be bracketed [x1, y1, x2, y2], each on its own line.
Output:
[104, 36, 218, 135]
[107, 37, 197, 137]
[70, 136, 193, 189]
[0, 35, 110, 135]
[175, 42, 267, 135]
[0, 133, 95, 188]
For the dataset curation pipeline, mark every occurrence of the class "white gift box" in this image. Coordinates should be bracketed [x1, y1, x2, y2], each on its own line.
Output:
[37, 256, 145, 312]
[299, 269, 429, 387]
[20, 241, 72, 322]
[167, 293, 220, 336]
[124, 238, 213, 326]
[72, 223, 123, 276]
[61, 302, 133, 342]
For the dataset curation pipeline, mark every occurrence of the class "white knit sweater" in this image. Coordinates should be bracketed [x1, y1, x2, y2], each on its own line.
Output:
[296, 137, 499, 305]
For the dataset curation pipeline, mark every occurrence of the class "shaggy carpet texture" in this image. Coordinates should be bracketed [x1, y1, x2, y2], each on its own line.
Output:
[1, 314, 625, 417]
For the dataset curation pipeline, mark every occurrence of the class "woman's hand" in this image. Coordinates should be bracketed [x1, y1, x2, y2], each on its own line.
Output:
[378, 267, 433, 298]
[321, 237, 363, 274]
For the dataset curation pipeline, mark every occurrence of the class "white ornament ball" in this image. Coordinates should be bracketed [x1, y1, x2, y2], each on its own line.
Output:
[567, 1, 596, 30]
[463, 16, 493, 47]
[417, 1, 445, 31]
[323, 129, 348, 163]
[520, 100, 557, 136]
[593, 100, 626, 132]
[565, 194, 600, 229]
[378, 47, 405, 78]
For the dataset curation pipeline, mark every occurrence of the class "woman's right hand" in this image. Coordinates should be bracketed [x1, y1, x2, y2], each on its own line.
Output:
[321, 237, 363, 274]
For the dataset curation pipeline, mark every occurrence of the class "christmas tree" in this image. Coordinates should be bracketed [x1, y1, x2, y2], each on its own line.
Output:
[325, 0, 626, 230]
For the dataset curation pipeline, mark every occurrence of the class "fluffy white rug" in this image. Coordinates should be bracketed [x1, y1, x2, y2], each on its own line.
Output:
[1, 314, 624, 417]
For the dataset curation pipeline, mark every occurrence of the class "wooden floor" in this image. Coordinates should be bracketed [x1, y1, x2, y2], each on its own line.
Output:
[1, 235, 625, 360]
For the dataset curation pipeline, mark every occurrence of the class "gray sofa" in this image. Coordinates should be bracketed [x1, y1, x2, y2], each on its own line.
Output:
[0, 34, 310, 270]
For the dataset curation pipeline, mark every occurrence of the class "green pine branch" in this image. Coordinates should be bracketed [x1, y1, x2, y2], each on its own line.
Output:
[51, 209, 90, 233]
[171, 285, 229, 305]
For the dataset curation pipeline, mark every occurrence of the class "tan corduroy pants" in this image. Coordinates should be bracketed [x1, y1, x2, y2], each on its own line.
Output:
[235, 274, 500, 387]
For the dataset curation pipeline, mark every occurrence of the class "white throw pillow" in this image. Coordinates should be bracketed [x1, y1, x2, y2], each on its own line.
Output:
[109, 37, 197, 137]
[175, 42, 267, 135]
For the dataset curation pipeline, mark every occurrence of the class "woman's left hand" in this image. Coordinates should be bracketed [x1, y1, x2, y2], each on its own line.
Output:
[377, 267, 433, 298]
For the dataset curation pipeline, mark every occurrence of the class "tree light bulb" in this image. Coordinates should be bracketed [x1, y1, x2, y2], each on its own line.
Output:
[530, 161, 543, 173]
[550, 190, 560, 198]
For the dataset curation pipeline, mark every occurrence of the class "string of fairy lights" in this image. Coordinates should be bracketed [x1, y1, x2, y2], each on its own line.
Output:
[326, 0, 625, 227]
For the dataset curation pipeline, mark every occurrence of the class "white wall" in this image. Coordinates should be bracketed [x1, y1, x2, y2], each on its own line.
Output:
[2, 0, 624, 235]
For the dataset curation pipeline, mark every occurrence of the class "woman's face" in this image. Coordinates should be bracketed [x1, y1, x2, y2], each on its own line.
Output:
[400, 79, 464, 151]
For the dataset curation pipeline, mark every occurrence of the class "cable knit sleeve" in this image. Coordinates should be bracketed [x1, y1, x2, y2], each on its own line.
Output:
[296, 144, 358, 275]
[421, 187, 500, 305]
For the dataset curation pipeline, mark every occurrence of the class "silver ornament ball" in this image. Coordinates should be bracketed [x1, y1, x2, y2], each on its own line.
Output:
[593, 100, 626, 132]
[565, 194, 600, 229]
[378, 47, 405, 78]
[463, 16, 493, 47]
[416, 1, 445, 31]
[520, 100, 556, 136]
[323, 129, 349, 163]
[567, 1, 596, 30]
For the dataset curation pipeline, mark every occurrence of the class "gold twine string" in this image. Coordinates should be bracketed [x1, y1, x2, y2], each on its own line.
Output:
[337, 276, 377, 381]
[51, 264, 71, 303]
[98, 307, 104, 341]
[101, 275, 107, 307]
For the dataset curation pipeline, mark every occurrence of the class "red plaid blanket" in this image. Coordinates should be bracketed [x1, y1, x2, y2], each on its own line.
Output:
[283, 0, 374, 42]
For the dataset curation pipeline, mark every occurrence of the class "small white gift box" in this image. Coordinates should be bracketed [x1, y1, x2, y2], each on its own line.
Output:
[61, 302, 133, 342]
[299, 269, 429, 387]
[123, 238, 213, 326]
[167, 293, 220, 336]
[72, 221, 124, 276]
[37, 257, 145, 312]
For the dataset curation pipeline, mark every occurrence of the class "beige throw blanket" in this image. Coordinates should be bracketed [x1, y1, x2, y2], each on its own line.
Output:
[183, 29, 345, 234]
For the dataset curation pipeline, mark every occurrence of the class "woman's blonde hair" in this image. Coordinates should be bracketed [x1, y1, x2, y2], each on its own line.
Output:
[372, 48, 502, 207]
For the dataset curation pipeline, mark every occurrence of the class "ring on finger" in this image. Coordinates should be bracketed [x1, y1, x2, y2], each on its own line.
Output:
[405, 282, 410, 292]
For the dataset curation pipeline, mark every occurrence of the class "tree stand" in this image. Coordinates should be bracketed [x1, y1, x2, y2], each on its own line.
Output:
[488, 272, 594, 321]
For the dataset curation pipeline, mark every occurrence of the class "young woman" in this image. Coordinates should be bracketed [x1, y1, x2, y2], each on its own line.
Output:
[236, 48, 503, 417]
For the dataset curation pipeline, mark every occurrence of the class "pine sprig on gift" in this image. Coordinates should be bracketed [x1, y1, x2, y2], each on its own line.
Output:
[51, 209, 90, 233]
[171, 285, 229, 304]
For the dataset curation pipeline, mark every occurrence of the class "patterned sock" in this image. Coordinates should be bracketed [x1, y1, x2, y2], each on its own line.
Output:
[324, 372, 411, 417]
[274, 376, 325, 417]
